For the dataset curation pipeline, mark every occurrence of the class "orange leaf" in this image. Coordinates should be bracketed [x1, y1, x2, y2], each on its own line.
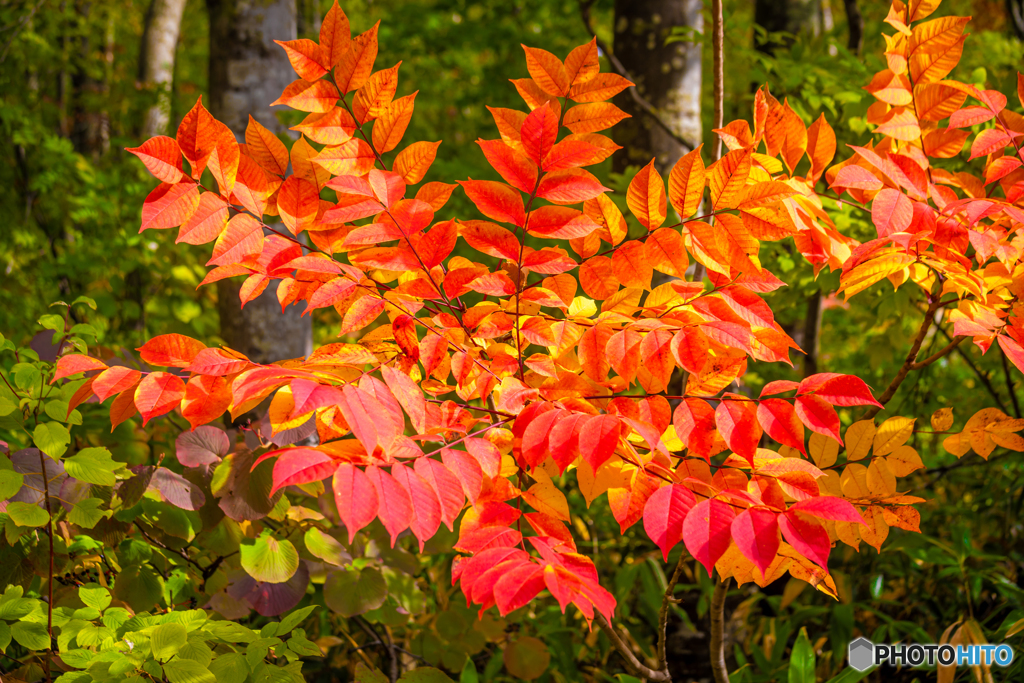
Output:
[245, 116, 289, 176]
[805, 114, 836, 183]
[569, 72, 633, 103]
[335, 22, 380, 93]
[341, 296, 387, 334]
[372, 91, 417, 153]
[271, 78, 340, 113]
[176, 96, 218, 180]
[709, 149, 751, 209]
[459, 180, 526, 227]
[626, 160, 667, 230]
[645, 228, 689, 278]
[313, 138, 376, 176]
[477, 139, 538, 194]
[181, 375, 232, 429]
[611, 241, 652, 289]
[290, 108, 358, 146]
[353, 62, 401, 123]
[138, 334, 206, 368]
[126, 136, 184, 184]
[563, 102, 630, 134]
[578, 324, 614, 381]
[521, 102, 558, 166]
[394, 140, 441, 184]
[667, 146, 705, 219]
[135, 372, 186, 425]
[277, 176, 320, 234]
[319, 0, 352, 67]
[276, 38, 329, 81]
[209, 213, 263, 266]
[53, 355, 107, 383]
[579, 256, 618, 299]
[522, 45, 570, 96]
[536, 168, 608, 204]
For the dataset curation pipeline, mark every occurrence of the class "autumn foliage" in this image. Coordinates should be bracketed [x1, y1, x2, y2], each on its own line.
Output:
[49, 0, 1024, 640]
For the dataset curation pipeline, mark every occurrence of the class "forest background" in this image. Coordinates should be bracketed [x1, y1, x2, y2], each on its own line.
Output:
[1, 0, 1024, 682]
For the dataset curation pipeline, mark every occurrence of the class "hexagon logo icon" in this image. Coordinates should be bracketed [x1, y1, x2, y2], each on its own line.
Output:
[848, 637, 875, 672]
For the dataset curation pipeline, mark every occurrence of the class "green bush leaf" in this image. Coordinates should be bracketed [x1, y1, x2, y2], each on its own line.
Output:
[0, 621, 10, 653]
[355, 663, 389, 683]
[68, 498, 107, 528]
[400, 668, 456, 683]
[304, 527, 350, 567]
[208, 653, 249, 683]
[0, 469, 25, 499]
[163, 658, 215, 683]
[78, 585, 111, 611]
[64, 447, 121, 486]
[240, 532, 299, 583]
[276, 605, 317, 636]
[503, 636, 549, 681]
[12, 621, 49, 650]
[323, 568, 387, 617]
[152, 622, 188, 661]
[33, 422, 70, 458]
[7, 501, 49, 528]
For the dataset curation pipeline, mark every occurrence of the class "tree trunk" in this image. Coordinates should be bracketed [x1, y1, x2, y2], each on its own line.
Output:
[754, 0, 827, 54]
[140, 0, 188, 138]
[843, 0, 864, 54]
[206, 0, 311, 365]
[611, 0, 702, 175]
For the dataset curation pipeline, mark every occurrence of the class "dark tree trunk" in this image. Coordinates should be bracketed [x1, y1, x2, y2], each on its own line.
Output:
[611, 0, 702, 175]
[206, 0, 312, 364]
[754, 0, 830, 54]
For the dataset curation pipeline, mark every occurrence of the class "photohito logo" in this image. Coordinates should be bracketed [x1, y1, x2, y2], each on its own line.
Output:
[847, 638, 1015, 672]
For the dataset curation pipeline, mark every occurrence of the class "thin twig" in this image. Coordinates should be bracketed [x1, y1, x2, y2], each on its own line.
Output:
[595, 612, 671, 682]
[710, 0, 725, 163]
[999, 345, 1022, 418]
[709, 577, 730, 683]
[657, 553, 687, 674]
[577, 0, 695, 151]
[910, 335, 966, 370]
[40, 450, 54, 683]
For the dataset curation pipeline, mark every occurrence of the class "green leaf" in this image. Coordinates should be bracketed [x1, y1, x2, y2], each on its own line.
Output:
[355, 663, 390, 683]
[304, 527, 350, 566]
[0, 469, 24, 499]
[7, 501, 49, 528]
[788, 628, 815, 683]
[823, 667, 873, 683]
[78, 585, 111, 611]
[111, 564, 164, 613]
[58, 648, 95, 669]
[38, 314, 66, 333]
[503, 636, 549, 680]
[152, 622, 188, 661]
[72, 296, 97, 310]
[399, 668, 456, 683]
[202, 621, 257, 643]
[68, 498, 107, 528]
[208, 653, 249, 683]
[0, 395, 16, 417]
[240, 532, 299, 583]
[0, 621, 10, 652]
[65, 447, 121, 486]
[287, 633, 322, 657]
[323, 568, 387, 617]
[276, 605, 317, 637]
[163, 658, 216, 683]
[12, 621, 49, 650]
[33, 422, 70, 458]
[460, 658, 478, 683]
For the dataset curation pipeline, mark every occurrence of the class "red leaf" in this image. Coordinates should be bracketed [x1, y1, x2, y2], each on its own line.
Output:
[137, 334, 206, 368]
[414, 458, 465, 531]
[715, 396, 761, 464]
[682, 498, 735, 577]
[673, 398, 717, 461]
[999, 334, 1024, 374]
[779, 512, 831, 569]
[760, 379, 800, 397]
[208, 213, 263, 266]
[52, 355, 107, 383]
[809, 375, 883, 407]
[333, 463, 379, 544]
[270, 448, 339, 495]
[93, 367, 143, 402]
[364, 465, 413, 548]
[442, 448, 484, 506]
[535, 169, 609, 204]
[391, 463, 442, 551]
[787, 497, 867, 525]
[794, 395, 843, 443]
[458, 180, 526, 227]
[548, 413, 586, 473]
[521, 102, 559, 165]
[181, 375, 232, 429]
[177, 192, 228, 245]
[579, 414, 620, 471]
[731, 507, 780, 575]
[335, 384, 382, 455]
[871, 187, 913, 237]
[126, 136, 184, 184]
[477, 139, 537, 194]
[135, 372, 186, 425]
[756, 399, 806, 454]
[642, 484, 697, 561]
[141, 182, 200, 232]
[185, 348, 251, 376]
[465, 438, 502, 479]
[176, 97, 218, 179]
[670, 329, 709, 375]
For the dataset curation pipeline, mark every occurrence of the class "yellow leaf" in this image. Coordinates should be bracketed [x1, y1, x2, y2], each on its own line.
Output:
[522, 469, 570, 521]
[840, 463, 870, 499]
[808, 432, 839, 468]
[872, 416, 915, 455]
[943, 431, 971, 458]
[931, 407, 954, 431]
[866, 458, 897, 497]
[886, 445, 924, 477]
[576, 459, 630, 507]
[859, 506, 889, 551]
[839, 252, 916, 299]
[845, 420, 877, 461]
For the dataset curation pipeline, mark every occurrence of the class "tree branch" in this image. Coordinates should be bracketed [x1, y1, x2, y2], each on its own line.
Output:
[577, 0, 696, 151]
[910, 335, 966, 370]
[595, 612, 671, 682]
[710, 0, 725, 163]
[657, 554, 687, 673]
[709, 577, 730, 683]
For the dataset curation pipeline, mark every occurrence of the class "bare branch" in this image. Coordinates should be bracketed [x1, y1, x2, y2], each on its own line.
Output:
[709, 577, 730, 683]
[595, 612, 671, 682]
